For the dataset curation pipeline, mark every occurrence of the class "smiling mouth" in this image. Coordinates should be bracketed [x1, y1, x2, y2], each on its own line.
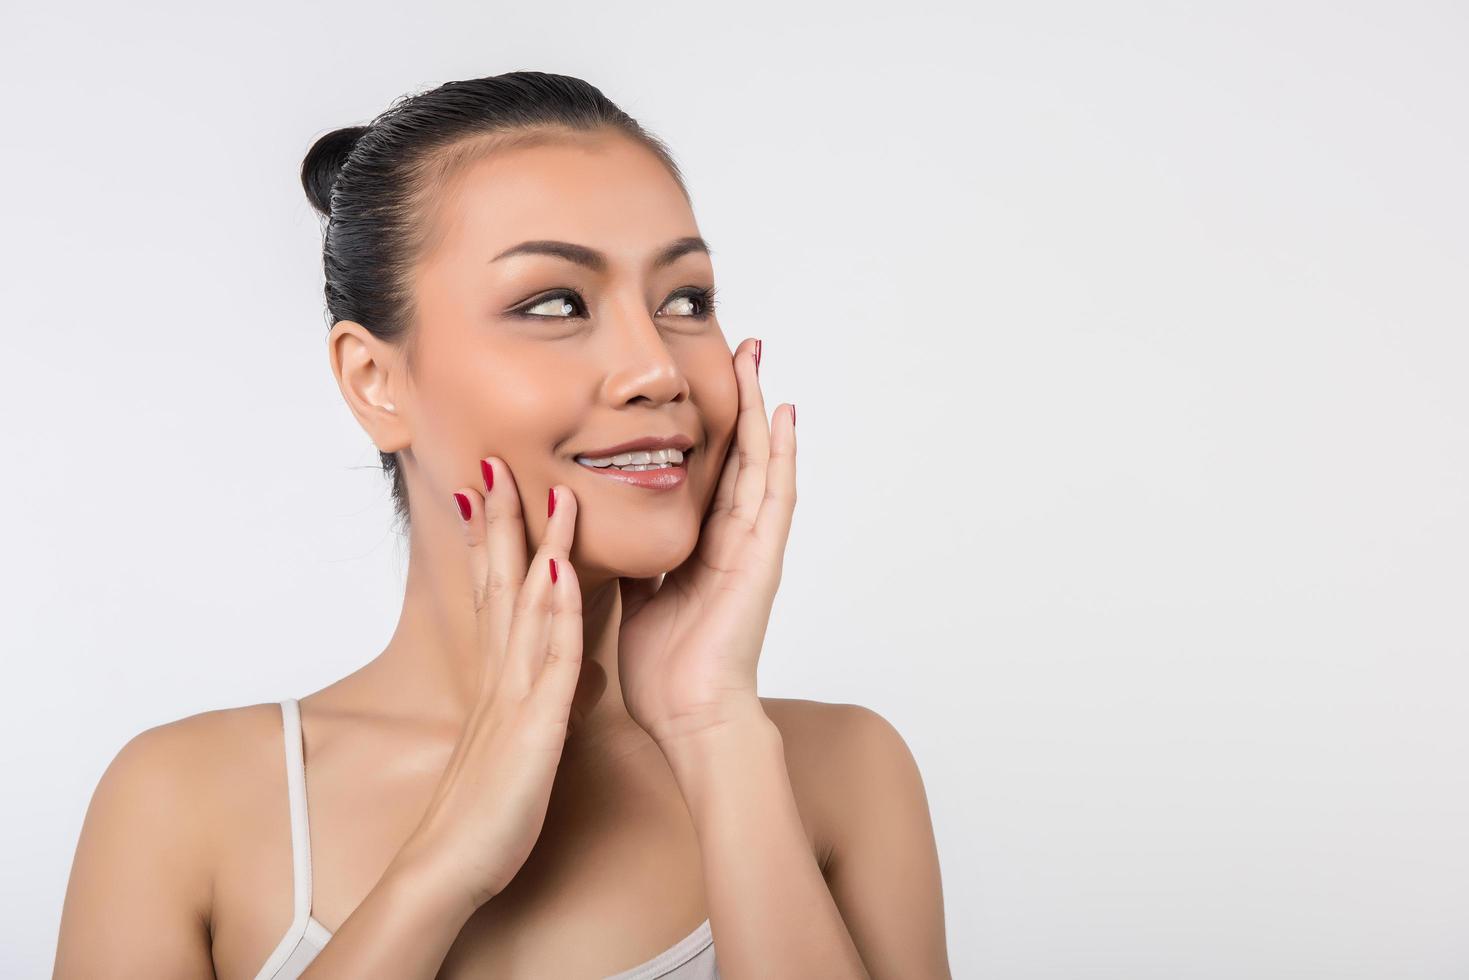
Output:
[573, 447, 692, 472]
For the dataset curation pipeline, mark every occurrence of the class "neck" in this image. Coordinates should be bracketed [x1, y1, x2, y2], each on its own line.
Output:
[364, 509, 649, 757]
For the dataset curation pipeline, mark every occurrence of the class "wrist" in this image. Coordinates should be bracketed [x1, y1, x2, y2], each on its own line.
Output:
[654, 699, 775, 764]
[657, 705, 783, 808]
[383, 840, 490, 927]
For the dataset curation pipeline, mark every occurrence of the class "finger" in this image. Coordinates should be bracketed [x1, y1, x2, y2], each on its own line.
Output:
[500, 484, 577, 700]
[755, 403, 798, 562]
[729, 340, 771, 526]
[471, 457, 528, 700]
[707, 421, 741, 521]
[529, 548, 584, 737]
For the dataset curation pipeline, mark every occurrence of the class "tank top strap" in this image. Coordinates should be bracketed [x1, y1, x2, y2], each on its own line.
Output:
[254, 699, 321, 979]
[277, 698, 316, 925]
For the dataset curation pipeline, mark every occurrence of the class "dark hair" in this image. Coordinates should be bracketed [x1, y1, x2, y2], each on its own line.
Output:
[300, 71, 689, 533]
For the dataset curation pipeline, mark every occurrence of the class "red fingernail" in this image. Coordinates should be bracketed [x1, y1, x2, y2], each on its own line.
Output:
[548, 486, 556, 518]
[791, 403, 796, 428]
[754, 339, 762, 375]
[549, 556, 559, 583]
[480, 459, 494, 494]
[453, 492, 471, 522]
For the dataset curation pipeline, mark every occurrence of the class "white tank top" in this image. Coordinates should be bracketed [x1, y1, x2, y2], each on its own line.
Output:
[253, 698, 721, 979]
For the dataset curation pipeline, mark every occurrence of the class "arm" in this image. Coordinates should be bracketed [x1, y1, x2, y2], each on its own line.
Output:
[659, 702, 871, 980]
[296, 849, 477, 980]
[54, 727, 216, 979]
[819, 704, 952, 979]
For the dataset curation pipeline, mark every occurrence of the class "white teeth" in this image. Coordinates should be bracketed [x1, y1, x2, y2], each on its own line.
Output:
[575, 447, 686, 470]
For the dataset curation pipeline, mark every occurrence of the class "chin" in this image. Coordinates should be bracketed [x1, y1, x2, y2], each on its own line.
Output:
[575, 535, 696, 581]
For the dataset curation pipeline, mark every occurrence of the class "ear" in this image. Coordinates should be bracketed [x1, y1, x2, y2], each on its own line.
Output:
[328, 320, 409, 453]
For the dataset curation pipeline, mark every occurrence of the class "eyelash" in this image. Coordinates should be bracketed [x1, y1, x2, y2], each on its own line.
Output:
[512, 285, 720, 321]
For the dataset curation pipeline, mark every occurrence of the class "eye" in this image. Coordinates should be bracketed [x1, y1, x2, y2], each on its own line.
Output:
[659, 286, 719, 320]
[516, 289, 587, 319]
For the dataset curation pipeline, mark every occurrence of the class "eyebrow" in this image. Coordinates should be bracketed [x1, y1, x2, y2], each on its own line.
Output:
[489, 236, 712, 273]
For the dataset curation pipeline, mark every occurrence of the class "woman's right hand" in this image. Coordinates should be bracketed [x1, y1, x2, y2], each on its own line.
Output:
[389, 457, 583, 916]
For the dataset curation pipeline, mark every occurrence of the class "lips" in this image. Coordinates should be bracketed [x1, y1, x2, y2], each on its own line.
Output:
[574, 455, 689, 490]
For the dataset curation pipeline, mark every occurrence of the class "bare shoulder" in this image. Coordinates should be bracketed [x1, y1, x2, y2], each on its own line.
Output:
[759, 697, 917, 788]
[759, 696, 905, 744]
[757, 698, 919, 868]
[87, 701, 286, 865]
[54, 701, 285, 976]
[758, 697, 950, 976]
[129, 699, 283, 760]
[111, 701, 288, 806]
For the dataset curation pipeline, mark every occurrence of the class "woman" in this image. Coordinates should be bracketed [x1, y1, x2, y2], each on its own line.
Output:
[54, 71, 950, 979]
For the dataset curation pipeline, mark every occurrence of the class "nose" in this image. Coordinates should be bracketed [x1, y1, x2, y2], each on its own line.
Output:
[596, 296, 691, 408]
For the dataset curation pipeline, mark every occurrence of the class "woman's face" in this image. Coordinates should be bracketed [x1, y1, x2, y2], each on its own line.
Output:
[403, 131, 738, 580]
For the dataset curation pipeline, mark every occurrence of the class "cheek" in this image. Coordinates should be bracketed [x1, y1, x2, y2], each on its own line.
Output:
[685, 352, 739, 512]
[412, 331, 574, 495]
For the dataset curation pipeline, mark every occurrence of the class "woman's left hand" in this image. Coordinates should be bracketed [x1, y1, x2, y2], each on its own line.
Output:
[617, 339, 797, 751]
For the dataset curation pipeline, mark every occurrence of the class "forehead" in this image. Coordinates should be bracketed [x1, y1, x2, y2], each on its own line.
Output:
[430, 132, 697, 269]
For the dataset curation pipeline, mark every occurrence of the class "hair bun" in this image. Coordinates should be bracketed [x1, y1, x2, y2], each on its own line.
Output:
[300, 125, 370, 217]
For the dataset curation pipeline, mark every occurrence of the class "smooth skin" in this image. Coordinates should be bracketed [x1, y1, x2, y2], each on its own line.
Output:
[54, 129, 950, 979]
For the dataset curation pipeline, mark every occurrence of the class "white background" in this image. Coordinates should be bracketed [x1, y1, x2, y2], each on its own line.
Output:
[4, 2, 1466, 977]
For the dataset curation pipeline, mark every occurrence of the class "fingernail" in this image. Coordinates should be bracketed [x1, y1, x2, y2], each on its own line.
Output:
[549, 556, 559, 583]
[480, 459, 494, 494]
[754, 339, 762, 375]
[548, 486, 557, 518]
[792, 403, 796, 428]
[453, 492, 471, 522]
